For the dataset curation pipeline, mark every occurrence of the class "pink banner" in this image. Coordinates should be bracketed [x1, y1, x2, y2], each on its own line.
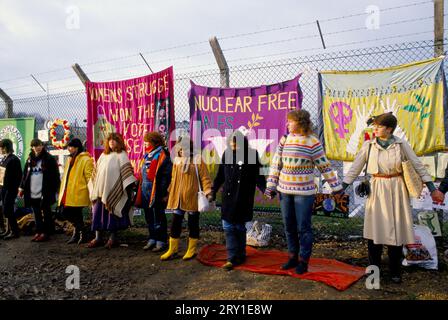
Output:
[86, 67, 175, 170]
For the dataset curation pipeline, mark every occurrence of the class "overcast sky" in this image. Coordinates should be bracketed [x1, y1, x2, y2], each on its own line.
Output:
[0, 0, 445, 98]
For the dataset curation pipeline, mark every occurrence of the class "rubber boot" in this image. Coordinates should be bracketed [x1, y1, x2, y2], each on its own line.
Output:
[368, 240, 383, 268]
[160, 237, 179, 261]
[388, 245, 403, 284]
[182, 238, 198, 260]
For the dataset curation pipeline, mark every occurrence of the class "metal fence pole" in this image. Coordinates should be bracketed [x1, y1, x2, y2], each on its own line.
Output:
[209, 36, 230, 88]
[72, 63, 90, 85]
[434, 0, 444, 57]
[0, 88, 13, 118]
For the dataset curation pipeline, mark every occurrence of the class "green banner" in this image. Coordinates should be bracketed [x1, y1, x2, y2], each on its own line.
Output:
[0, 118, 35, 168]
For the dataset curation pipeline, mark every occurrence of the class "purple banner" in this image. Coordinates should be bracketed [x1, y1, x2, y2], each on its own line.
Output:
[86, 67, 175, 172]
[188, 75, 302, 160]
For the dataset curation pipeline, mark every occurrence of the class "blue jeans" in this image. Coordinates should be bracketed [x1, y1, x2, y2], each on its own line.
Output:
[144, 205, 168, 244]
[279, 193, 315, 261]
[222, 219, 246, 263]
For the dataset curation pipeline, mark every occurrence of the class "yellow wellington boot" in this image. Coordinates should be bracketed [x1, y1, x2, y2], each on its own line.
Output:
[160, 237, 179, 261]
[182, 238, 198, 260]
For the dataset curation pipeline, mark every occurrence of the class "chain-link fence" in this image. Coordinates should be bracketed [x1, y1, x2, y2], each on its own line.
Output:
[1, 38, 448, 242]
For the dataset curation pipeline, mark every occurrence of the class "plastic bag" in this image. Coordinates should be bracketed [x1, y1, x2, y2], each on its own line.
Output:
[402, 225, 438, 270]
[197, 191, 216, 213]
[246, 221, 272, 247]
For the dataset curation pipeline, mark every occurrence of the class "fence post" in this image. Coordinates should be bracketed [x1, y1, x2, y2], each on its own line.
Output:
[0, 88, 13, 118]
[139, 53, 154, 73]
[209, 36, 229, 88]
[434, 0, 444, 57]
[72, 63, 90, 85]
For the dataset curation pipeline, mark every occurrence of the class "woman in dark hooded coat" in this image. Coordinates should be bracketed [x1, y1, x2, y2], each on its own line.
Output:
[211, 130, 266, 270]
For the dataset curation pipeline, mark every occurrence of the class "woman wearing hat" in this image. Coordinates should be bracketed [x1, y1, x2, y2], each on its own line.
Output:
[58, 138, 94, 244]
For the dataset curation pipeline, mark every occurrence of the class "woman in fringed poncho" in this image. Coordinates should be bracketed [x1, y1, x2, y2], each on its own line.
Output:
[88, 133, 137, 249]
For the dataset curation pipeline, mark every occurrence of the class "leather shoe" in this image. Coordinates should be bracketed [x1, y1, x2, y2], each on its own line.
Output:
[87, 239, 103, 248]
[34, 234, 48, 242]
[222, 261, 234, 271]
[391, 275, 402, 284]
[31, 233, 40, 242]
[105, 239, 119, 249]
[295, 261, 309, 275]
[281, 258, 298, 270]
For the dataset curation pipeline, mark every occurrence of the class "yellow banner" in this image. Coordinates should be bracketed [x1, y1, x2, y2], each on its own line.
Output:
[320, 57, 446, 161]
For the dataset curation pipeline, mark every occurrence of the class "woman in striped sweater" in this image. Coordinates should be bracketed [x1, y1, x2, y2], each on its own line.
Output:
[265, 109, 342, 274]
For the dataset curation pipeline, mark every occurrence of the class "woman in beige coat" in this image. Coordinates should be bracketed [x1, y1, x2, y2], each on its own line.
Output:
[343, 113, 437, 284]
[161, 136, 213, 261]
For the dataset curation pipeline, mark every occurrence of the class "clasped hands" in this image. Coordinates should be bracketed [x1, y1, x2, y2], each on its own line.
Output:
[263, 188, 345, 199]
[431, 189, 445, 204]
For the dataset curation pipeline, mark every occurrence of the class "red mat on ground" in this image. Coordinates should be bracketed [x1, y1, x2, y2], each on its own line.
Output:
[197, 244, 365, 291]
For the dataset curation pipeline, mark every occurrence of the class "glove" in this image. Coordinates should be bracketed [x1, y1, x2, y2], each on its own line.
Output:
[207, 193, 215, 203]
[431, 189, 445, 204]
[264, 188, 277, 199]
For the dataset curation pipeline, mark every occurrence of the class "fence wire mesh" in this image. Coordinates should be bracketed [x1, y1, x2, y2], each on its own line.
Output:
[1, 38, 447, 242]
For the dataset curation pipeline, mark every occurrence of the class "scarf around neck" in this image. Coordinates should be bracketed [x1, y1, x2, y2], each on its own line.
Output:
[144, 146, 163, 181]
[376, 136, 395, 149]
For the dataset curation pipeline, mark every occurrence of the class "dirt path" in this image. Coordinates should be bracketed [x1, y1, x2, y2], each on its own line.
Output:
[0, 229, 447, 300]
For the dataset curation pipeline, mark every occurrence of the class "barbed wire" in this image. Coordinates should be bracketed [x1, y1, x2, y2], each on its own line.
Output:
[5, 24, 438, 93]
[0, 0, 434, 86]
[6, 33, 441, 99]
[218, 0, 433, 40]
[222, 16, 435, 53]
[226, 38, 445, 74]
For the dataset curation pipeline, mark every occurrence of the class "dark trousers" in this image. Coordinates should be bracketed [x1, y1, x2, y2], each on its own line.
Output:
[2, 192, 19, 233]
[31, 198, 53, 235]
[170, 210, 199, 239]
[367, 239, 403, 276]
[63, 206, 84, 231]
[0, 204, 5, 231]
[144, 205, 168, 243]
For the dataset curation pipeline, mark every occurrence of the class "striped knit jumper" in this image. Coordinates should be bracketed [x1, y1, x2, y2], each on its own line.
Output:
[266, 133, 342, 195]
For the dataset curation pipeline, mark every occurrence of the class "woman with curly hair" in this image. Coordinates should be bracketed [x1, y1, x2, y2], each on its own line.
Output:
[265, 109, 342, 274]
[88, 132, 137, 249]
[135, 132, 172, 252]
